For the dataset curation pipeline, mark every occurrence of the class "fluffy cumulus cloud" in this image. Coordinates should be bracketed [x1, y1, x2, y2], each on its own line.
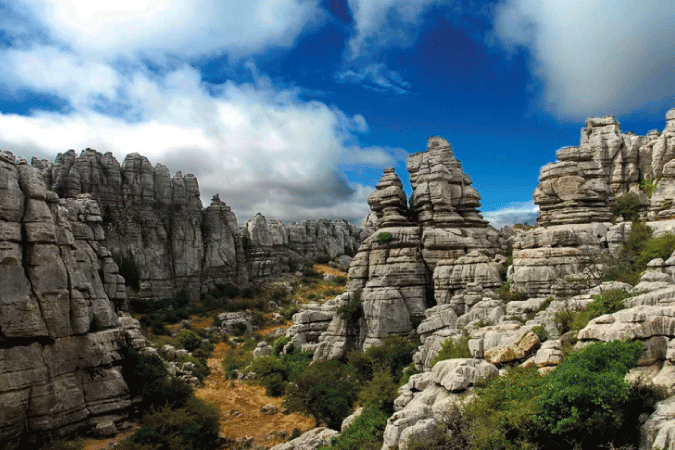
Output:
[481, 201, 538, 229]
[491, 0, 675, 119]
[11, 0, 324, 58]
[0, 0, 402, 224]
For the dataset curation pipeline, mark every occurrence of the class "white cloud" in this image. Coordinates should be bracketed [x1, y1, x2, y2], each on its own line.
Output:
[13, 0, 324, 58]
[336, 63, 410, 94]
[481, 201, 539, 229]
[0, 49, 386, 223]
[345, 0, 444, 59]
[491, 0, 675, 119]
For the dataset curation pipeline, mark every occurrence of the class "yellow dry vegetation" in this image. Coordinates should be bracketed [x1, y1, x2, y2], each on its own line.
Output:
[195, 345, 315, 446]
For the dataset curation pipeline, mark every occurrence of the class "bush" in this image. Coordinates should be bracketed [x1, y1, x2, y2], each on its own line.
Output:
[336, 291, 363, 331]
[463, 366, 544, 450]
[249, 356, 289, 396]
[283, 360, 359, 429]
[532, 325, 548, 343]
[119, 345, 192, 409]
[432, 335, 471, 365]
[124, 397, 220, 450]
[348, 336, 418, 383]
[376, 232, 394, 244]
[175, 330, 202, 353]
[612, 193, 642, 221]
[587, 289, 630, 317]
[334, 275, 347, 285]
[535, 340, 643, 448]
[359, 370, 399, 415]
[320, 407, 389, 450]
[282, 350, 314, 381]
[498, 282, 527, 302]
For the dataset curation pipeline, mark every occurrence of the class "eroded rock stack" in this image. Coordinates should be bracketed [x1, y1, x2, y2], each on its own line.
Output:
[314, 137, 503, 360]
[511, 109, 675, 296]
[0, 152, 148, 448]
[33, 149, 361, 300]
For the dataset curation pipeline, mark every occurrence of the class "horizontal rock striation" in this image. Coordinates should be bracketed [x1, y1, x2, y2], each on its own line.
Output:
[314, 137, 504, 360]
[511, 109, 675, 296]
[0, 152, 148, 448]
[34, 149, 361, 300]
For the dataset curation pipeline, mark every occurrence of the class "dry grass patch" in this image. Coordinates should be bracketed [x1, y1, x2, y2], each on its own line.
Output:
[195, 357, 315, 446]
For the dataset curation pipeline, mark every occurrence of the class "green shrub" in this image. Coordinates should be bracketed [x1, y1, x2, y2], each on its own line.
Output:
[532, 325, 548, 343]
[535, 340, 643, 448]
[320, 407, 389, 450]
[175, 330, 202, 352]
[336, 291, 363, 331]
[587, 289, 630, 317]
[636, 232, 675, 269]
[273, 336, 292, 355]
[640, 178, 657, 197]
[283, 360, 359, 429]
[334, 275, 347, 285]
[498, 282, 527, 302]
[124, 397, 220, 450]
[119, 345, 192, 409]
[358, 370, 399, 415]
[282, 350, 314, 381]
[612, 193, 642, 221]
[432, 335, 471, 365]
[463, 366, 544, 450]
[249, 355, 289, 396]
[376, 232, 394, 244]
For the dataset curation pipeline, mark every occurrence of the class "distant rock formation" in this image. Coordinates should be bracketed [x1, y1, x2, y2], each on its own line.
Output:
[0, 152, 148, 448]
[315, 137, 503, 360]
[33, 149, 361, 300]
[511, 109, 675, 296]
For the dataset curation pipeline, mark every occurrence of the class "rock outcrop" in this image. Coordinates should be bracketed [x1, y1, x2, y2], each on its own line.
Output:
[33, 149, 361, 300]
[314, 137, 503, 360]
[510, 109, 675, 296]
[0, 152, 148, 448]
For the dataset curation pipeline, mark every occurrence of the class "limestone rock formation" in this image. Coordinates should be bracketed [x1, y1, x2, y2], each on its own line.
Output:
[314, 137, 503, 360]
[511, 109, 675, 296]
[0, 152, 148, 448]
[383, 359, 497, 450]
[34, 149, 361, 300]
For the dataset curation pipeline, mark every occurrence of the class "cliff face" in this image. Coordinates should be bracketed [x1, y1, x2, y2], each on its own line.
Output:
[34, 149, 361, 300]
[510, 109, 675, 296]
[315, 137, 504, 360]
[0, 152, 147, 447]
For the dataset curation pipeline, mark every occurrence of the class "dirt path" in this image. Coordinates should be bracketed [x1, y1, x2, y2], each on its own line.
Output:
[195, 354, 315, 447]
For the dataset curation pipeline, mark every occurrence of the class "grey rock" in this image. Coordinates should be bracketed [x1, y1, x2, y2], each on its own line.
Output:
[269, 427, 339, 450]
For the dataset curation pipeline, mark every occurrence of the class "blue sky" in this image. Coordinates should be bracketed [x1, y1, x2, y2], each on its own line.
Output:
[0, 1, 673, 227]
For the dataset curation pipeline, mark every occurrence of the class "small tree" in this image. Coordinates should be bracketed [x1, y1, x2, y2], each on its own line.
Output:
[284, 360, 359, 429]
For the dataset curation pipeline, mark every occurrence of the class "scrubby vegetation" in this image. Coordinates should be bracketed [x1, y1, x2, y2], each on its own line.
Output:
[376, 231, 394, 244]
[432, 334, 471, 365]
[555, 288, 632, 336]
[604, 222, 675, 285]
[412, 340, 663, 450]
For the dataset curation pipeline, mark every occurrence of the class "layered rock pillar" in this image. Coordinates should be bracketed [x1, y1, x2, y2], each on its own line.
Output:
[510, 109, 675, 296]
[315, 137, 503, 359]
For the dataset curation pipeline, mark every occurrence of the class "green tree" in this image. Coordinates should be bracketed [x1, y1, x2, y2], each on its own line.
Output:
[535, 340, 643, 448]
[284, 360, 359, 429]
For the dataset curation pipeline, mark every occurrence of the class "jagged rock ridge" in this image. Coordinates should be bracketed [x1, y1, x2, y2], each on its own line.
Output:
[33, 149, 361, 300]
